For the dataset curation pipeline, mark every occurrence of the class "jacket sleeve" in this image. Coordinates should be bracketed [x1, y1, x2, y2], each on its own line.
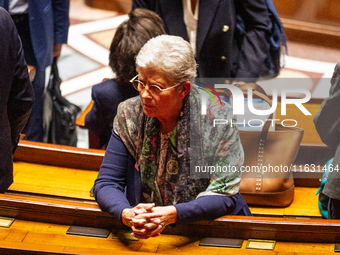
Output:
[94, 131, 246, 226]
[6, 10, 35, 153]
[234, 0, 271, 78]
[52, 0, 70, 44]
[314, 63, 340, 148]
[173, 194, 237, 226]
[93, 131, 134, 223]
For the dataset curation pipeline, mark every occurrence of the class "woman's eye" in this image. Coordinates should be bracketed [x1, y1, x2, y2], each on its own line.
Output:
[150, 85, 159, 92]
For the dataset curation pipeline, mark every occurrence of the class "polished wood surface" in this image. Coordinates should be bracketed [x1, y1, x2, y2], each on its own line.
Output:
[1, 218, 338, 254]
[85, 0, 131, 14]
[274, 0, 340, 27]
[76, 100, 94, 128]
[282, 17, 340, 49]
[10, 159, 322, 218]
[13, 140, 105, 171]
[11, 161, 97, 200]
[0, 191, 336, 243]
[274, 0, 340, 48]
[4, 140, 339, 249]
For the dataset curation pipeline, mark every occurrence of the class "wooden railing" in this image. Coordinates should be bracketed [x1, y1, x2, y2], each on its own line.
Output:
[13, 140, 104, 171]
[0, 192, 339, 243]
[5, 140, 340, 244]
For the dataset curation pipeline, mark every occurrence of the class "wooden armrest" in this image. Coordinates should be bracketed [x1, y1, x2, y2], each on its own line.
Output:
[76, 100, 94, 128]
[28, 65, 35, 82]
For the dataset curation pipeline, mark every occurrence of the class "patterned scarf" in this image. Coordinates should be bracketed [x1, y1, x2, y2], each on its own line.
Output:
[114, 85, 243, 206]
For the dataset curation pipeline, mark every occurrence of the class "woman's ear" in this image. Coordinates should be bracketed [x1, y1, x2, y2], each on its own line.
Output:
[179, 81, 191, 99]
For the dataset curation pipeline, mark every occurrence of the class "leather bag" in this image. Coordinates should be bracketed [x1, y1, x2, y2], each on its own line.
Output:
[43, 58, 81, 146]
[231, 83, 304, 207]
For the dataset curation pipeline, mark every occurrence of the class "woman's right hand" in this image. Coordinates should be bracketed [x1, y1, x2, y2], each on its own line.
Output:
[121, 203, 163, 238]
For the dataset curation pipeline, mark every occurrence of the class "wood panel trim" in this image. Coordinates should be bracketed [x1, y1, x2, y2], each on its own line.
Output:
[85, 0, 131, 14]
[13, 140, 105, 171]
[0, 193, 339, 243]
[0, 194, 115, 229]
[13, 140, 328, 186]
[282, 17, 340, 49]
[76, 100, 93, 128]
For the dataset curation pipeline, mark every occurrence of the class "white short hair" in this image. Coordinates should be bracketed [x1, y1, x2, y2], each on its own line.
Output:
[135, 35, 197, 84]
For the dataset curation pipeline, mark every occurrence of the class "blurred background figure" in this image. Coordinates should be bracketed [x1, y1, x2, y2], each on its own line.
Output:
[0, 0, 70, 142]
[314, 62, 340, 219]
[132, 0, 271, 78]
[84, 8, 165, 149]
[0, 7, 34, 192]
[94, 35, 251, 239]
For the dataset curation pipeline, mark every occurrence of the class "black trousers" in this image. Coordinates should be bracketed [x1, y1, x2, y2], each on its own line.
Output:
[11, 13, 45, 142]
[328, 198, 340, 219]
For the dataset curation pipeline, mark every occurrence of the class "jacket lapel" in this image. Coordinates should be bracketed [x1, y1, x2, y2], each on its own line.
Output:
[159, 0, 189, 41]
[196, 0, 220, 55]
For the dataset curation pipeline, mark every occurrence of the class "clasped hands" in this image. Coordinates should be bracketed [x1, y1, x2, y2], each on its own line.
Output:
[121, 203, 177, 239]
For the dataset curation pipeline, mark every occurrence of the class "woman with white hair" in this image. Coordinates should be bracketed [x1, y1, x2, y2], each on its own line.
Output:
[94, 35, 251, 239]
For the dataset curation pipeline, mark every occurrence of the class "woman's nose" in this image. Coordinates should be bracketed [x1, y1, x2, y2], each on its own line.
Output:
[140, 87, 153, 99]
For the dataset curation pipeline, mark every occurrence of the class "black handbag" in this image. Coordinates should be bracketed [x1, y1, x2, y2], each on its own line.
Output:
[43, 58, 81, 146]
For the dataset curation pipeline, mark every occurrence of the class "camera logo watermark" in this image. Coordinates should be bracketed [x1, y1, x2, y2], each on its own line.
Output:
[195, 82, 223, 111]
[201, 84, 312, 116]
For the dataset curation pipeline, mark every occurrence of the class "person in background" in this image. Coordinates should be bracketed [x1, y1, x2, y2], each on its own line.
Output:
[132, 0, 271, 79]
[94, 35, 251, 239]
[0, 7, 34, 192]
[0, 0, 70, 142]
[314, 63, 340, 219]
[85, 8, 165, 149]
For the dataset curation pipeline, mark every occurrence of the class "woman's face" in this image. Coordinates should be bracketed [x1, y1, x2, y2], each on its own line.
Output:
[138, 68, 186, 123]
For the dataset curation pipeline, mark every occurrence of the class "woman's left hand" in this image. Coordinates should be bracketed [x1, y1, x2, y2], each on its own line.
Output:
[131, 206, 177, 239]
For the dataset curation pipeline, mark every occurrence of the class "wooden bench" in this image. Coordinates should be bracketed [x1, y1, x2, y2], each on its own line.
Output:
[10, 160, 324, 219]
[6, 140, 340, 245]
[1, 216, 339, 254]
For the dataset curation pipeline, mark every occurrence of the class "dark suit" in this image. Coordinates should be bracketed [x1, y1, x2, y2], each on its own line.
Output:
[0, 7, 34, 192]
[84, 79, 139, 148]
[0, 0, 70, 141]
[132, 0, 271, 78]
[314, 63, 340, 213]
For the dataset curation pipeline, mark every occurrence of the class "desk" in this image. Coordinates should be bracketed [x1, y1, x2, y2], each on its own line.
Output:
[5, 140, 336, 244]
[0, 218, 338, 254]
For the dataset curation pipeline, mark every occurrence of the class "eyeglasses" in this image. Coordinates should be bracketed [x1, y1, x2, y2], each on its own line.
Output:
[130, 75, 181, 94]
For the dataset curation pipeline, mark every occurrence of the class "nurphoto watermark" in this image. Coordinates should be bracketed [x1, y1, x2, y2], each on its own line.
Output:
[190, 77, 330, 179]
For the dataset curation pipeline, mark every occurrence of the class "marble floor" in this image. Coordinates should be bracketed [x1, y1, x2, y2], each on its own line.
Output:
[59, 0, 340, 148]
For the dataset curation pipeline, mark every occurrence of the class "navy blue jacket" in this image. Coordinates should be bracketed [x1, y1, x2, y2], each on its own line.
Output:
[94, 131, 251, 227]
[132, 0, 271, 78]
[0, 8, 34, 192]
[84, 79, 139, 147]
